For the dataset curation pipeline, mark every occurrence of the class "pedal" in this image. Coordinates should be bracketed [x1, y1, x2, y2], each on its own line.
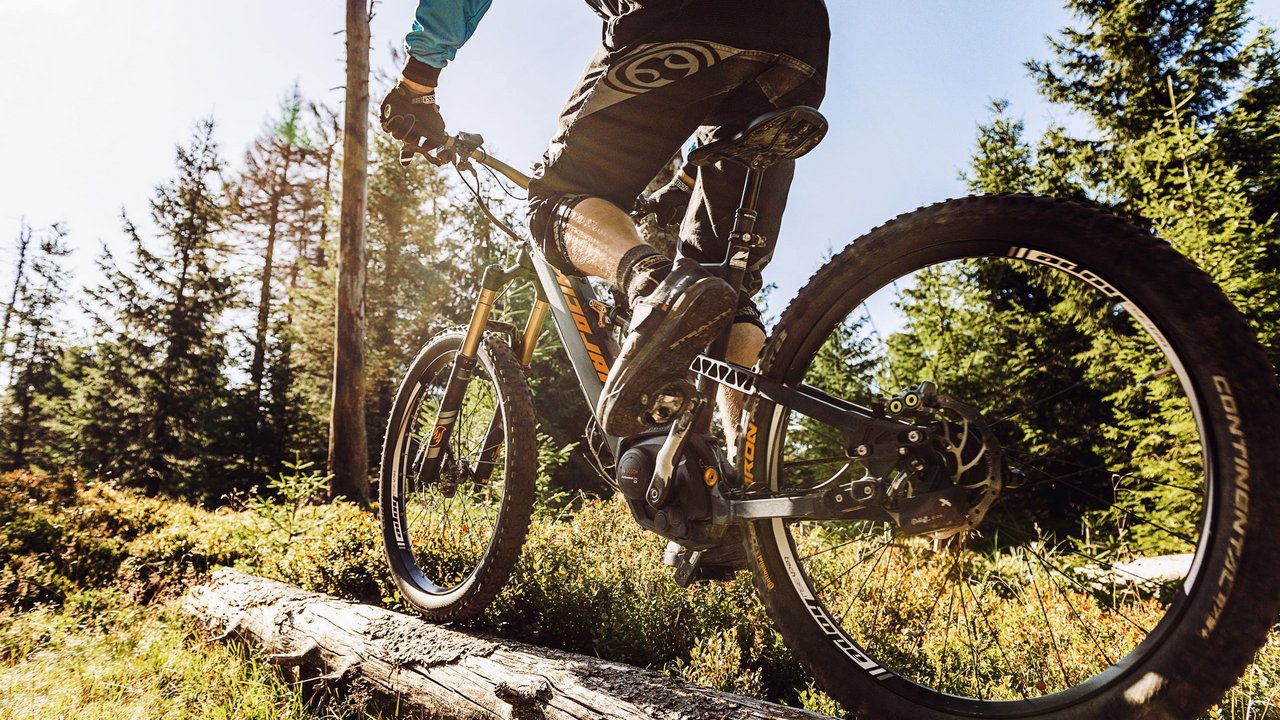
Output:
[645, 383, 692, 425]
[668, 547, 706, 587]
[664, 541, 747, 587]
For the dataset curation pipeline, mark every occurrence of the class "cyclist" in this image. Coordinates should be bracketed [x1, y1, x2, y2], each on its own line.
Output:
[380, 0, 830, 448]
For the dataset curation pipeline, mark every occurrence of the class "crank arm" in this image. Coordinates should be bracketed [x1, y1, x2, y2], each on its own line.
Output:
[715, 479, 883, 523]
[690, 356, 930, 445]
[646, 396, 705, 508]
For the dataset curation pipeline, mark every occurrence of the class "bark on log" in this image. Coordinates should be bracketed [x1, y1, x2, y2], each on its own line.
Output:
[183, 569, 835, 720]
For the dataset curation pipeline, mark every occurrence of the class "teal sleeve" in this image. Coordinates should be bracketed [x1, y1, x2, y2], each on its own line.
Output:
[406, 0, 494, 69]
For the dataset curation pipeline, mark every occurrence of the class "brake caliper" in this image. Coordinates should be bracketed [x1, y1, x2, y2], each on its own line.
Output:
[874, 383, 1006, 539]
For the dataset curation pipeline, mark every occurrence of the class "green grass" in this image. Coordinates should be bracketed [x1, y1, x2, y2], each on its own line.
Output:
[2, 469, 1277, 719]
[0, 592, 369, 720]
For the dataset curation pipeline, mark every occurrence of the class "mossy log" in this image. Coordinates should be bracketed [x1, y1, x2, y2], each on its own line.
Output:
[183, 568, 834, 720]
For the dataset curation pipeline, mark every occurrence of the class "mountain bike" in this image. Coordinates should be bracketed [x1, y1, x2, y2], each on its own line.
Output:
[378, 106, 1280, 719]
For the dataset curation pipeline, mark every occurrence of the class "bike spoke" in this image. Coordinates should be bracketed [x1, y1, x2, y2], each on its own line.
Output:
[812, 532, 894, 595]
[1028, 547, 1118, 668]
[783, 455, 856, 470]
[909, 547, 964, 657]
[1027, 554, 1073, 691]
[799, 523, 883, 561]
[955, 574, 984, 698]
[963, 574, 1032, 700]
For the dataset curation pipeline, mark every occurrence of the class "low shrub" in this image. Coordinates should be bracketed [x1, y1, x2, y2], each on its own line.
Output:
[4, 468, 1278, 719]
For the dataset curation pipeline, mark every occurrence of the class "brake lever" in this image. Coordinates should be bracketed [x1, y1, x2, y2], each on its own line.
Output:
[398, 143, 451, 168]
[397, 141, 455, 168]
[425, 145, 456, 167]
[400, 132, 485, 168]
[631, 194, 658, 221]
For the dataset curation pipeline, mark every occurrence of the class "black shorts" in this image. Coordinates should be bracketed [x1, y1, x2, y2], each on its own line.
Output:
[528, 30, 828, 328]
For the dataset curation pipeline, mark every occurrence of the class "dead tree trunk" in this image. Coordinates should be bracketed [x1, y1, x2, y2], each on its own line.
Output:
[183, 569, 835, 720]
[0, 220, 32, 385]
[328, 0, 372, 502]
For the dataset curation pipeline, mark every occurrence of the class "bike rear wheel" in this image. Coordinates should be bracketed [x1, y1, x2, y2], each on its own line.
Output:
[379, 330, 536, 622]
[742, 196, 1280, 719]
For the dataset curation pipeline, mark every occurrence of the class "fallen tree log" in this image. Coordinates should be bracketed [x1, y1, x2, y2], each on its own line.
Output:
[183, 568, 835, 720]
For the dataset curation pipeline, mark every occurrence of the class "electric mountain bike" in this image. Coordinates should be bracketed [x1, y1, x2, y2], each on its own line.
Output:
[378, 106, 1280, 720]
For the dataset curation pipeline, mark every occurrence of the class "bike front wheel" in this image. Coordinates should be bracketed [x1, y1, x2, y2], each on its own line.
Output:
[379, 330, 536, 622]
[742, 196, 1280, 719]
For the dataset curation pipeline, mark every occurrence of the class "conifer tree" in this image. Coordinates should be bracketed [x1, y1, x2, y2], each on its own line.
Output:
[976, 0, 1280, 364]
[0, 224, 72, 471]
[68, 119, 238, 499]
[926, 0, 1280, 546]
[231, 88, 330, 479]
[0, 221, 32, 384]
[362, 130, 455, 447]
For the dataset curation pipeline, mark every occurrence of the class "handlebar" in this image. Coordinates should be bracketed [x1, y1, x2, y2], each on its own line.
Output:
[399, 132, 532, 191]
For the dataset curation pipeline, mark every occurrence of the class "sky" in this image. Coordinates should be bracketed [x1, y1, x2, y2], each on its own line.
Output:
[2, 1, 1279, 320]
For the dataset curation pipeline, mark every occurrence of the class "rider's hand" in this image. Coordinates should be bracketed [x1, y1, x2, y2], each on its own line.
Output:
[644, 171, 694, 228]
[380, 81, 447, 155]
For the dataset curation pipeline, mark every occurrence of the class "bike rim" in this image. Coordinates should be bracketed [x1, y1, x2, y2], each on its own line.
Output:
[764, 242, 1215, 714]
[388, 347, 510, 602]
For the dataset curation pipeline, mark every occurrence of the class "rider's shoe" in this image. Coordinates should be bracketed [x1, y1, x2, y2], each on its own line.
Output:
[597, 259, 735, 437]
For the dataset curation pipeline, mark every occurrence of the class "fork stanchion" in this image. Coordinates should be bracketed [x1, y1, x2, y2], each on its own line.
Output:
[416, 264, 506, 484]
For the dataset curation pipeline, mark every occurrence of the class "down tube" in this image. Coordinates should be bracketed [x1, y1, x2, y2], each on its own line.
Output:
[528, 253, 621, 434]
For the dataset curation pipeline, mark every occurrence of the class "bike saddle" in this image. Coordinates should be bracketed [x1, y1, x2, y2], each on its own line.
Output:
[688, 106, 828, 169]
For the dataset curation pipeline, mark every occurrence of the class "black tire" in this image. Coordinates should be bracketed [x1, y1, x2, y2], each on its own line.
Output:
[741, 196, 1280, 719]
[379, 330, 536, 622]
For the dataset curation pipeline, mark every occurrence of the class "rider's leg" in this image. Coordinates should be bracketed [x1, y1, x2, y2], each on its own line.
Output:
[560, 198, 671, 301]
[559, 198, 640, 280]
[537, 191, 735, 437]
[527, 41, 824, 437]
[561, 198, 767, 446]
[720, 321, 766, 457]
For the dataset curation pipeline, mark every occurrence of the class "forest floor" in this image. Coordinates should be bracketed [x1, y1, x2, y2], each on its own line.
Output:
[1, 470, 1277, 719]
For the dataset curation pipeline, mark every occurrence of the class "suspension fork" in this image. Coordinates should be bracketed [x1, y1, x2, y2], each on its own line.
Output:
[417, 262, 536, 485]
[472, 296, 549, 483]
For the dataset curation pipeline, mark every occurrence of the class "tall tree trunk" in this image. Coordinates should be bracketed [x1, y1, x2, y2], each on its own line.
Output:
[328, 0, 371, 503]
[251, 148, 292, 399]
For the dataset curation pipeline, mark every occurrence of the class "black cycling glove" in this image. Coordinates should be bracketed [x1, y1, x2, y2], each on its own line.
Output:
[380, 82, 447, 154]
[644, 172, 694, 228]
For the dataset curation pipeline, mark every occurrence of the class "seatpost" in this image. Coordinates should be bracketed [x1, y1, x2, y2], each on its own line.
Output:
[691, 166, 767, 435]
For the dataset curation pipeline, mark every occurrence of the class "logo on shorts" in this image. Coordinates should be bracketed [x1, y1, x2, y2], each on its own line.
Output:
[604, 41, 722, 95]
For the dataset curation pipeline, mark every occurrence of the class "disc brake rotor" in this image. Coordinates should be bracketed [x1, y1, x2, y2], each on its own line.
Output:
[876, 384, 1005, 539]
[928, 394, 1004, 538]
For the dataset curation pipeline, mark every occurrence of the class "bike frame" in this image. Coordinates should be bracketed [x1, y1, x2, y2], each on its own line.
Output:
[427, 137, 925, 522]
